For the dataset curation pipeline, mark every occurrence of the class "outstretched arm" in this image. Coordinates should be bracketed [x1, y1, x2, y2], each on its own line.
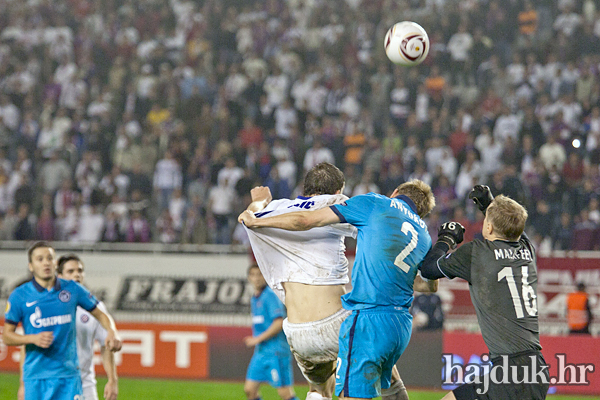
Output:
[239, 206, 341, 231]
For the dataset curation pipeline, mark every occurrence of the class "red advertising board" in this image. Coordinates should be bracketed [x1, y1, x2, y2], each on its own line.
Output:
[0, 322, 210, 379]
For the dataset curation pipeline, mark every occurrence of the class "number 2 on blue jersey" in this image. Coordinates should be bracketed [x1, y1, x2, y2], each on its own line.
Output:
[394, 222, 418, 273]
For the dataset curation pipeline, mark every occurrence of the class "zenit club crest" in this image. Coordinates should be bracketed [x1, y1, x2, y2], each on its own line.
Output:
[59, 290, 71, 302]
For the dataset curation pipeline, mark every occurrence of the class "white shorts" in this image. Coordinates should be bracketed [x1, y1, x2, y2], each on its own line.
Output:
[282, 308, 351, 385]
[82, 385, 99, 400]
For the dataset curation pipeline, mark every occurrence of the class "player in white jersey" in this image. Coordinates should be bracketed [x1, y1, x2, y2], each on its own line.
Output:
[58, 254, 119, 400]
[240, 163, 436, 400]
[17, 254, 119, 400]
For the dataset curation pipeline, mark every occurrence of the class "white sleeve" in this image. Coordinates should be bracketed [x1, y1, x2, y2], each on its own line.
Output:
[93, 301, 109, 344]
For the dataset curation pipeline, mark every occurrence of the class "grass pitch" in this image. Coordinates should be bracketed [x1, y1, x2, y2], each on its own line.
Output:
[0, 373, 598, 399]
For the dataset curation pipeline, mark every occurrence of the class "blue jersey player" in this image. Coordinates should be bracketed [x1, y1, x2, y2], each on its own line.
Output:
[3, 241, 122, 400]
[240, 180, 437, 400]
[245, 265, 299, 400]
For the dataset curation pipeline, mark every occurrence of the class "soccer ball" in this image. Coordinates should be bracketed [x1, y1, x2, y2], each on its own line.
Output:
[384, 21, 429, 66]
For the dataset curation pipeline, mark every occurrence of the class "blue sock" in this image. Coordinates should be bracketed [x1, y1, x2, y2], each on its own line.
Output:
[286, 397, 300, 400]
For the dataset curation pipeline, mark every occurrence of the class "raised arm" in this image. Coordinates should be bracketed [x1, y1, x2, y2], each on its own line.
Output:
[468, 185, 494, 215]
[420, 222, 465, 280]
[245, 186, 273, 213]
[239, 206, 341, 231]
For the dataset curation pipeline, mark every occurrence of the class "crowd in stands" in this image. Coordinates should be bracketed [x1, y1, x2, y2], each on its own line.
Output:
[0, 0, 599, 252]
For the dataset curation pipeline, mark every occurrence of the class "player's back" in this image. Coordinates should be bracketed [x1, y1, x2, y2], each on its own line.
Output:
[245, 194, 356, 302]
[468, 235, 541, 357]
[332, 193, 432, 310]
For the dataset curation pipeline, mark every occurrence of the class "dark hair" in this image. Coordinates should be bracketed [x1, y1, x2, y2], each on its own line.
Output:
[57, 254, 83, 274]
[27, 241, 53, 263]
[303, 162, 344, 196]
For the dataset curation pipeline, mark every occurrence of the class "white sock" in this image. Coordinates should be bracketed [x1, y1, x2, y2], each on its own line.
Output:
[305, 392, 331, 400]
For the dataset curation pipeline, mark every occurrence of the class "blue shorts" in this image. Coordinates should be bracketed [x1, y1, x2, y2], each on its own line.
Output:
[246, 352, 294, 388]
[25, 376, 83, 400]
[335, 308, 412, 398]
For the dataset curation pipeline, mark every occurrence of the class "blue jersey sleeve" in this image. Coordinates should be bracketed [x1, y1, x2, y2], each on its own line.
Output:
[265, 291, 286, 321]
[72, 282, 99, 312]
[330, 194, 377, 226]
[4, 290, 23, 325]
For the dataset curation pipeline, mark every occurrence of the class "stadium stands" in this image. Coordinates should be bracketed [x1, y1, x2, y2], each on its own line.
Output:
[0, 0, 598, 250]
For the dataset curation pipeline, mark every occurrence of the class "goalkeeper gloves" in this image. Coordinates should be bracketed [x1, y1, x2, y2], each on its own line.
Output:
[468, 185, 494, 215]
[438, 222, 465, 250]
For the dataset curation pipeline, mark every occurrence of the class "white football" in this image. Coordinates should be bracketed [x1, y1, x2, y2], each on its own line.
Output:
[384, 21, 430, 66]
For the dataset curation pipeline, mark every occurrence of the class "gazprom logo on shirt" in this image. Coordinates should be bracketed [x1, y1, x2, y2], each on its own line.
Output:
[252, 315, 265, 324]
[29, 307, 72, 328]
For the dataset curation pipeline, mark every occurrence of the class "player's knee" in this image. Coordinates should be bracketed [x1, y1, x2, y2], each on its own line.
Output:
[277, 386, 296, 400]
[244, 381, 259, 399]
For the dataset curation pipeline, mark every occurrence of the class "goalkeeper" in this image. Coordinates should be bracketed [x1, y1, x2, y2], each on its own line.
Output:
[420, 185, 549, 400]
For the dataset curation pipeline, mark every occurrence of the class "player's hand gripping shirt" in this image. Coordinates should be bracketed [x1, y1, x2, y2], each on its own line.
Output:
[434, 234, 541, 357]
[4, 278, 99, 380]
[244, 194, 357, 303]
[330, 193, 432, 310]
[77, 301, 109, 388]
[251, 286, 290, 356]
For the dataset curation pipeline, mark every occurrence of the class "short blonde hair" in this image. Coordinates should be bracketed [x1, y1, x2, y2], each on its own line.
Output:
[487, 195, 528, 241]
[396, 179, 436, 218]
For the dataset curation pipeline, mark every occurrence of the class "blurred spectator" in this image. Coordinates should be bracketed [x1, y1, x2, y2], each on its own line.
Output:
[208, 177, 236, 245]
[571, 209, 598, 250]
[0, 0, 596, 250]
[552, 212, 574, 251]
[412, 293, 444, 331]
[39, 151, 71, 194]
[153, 150, 183, 212]
[127, 211, 151, 243]
[303, 138, 334, 172]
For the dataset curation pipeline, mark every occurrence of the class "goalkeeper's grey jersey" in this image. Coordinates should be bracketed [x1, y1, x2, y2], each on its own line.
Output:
[437, 234, 541, 357]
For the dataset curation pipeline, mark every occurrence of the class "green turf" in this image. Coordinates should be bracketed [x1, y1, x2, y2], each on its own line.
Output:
[0, 373, 598, 399]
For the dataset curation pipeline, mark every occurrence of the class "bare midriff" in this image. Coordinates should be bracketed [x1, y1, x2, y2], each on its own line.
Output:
[282, 282, 346, 324]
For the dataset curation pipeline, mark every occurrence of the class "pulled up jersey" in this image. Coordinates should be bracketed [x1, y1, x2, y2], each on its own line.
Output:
[251, 286, 290, 356]
[435, 234, 541, 357]
[331, 193, 432, 310]
[245, 194, 357, 303]
[4, 278, 99, 380]
[77, 301, 109, 388]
